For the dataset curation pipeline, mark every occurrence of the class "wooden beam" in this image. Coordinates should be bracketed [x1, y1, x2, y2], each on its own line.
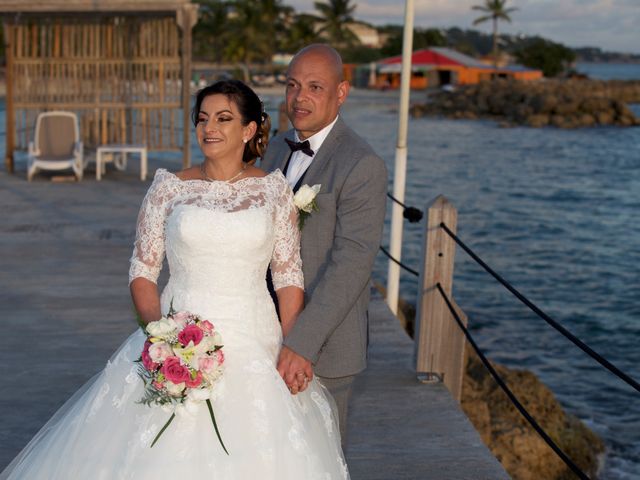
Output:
[178, 4, 197, 169]
[0, 1, 192, 14]
[4, 23, 15, 172]
[415, 195, 467, 401]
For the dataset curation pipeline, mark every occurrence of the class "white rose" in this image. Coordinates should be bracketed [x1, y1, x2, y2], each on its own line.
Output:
[210, 332, 223, 348]
[293, 184, 321, 212]
[146, 317, 178, 339]
[165, 381, 185, 397]
[148, 341, 172, 363]
[193, 337, 215, 356]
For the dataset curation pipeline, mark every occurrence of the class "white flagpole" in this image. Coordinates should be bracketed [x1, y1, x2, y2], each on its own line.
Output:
[386, 0, 415, 315]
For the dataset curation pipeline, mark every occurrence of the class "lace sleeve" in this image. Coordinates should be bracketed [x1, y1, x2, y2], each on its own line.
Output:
[128, 171, 172, 285]
[270, 174, 304, 291]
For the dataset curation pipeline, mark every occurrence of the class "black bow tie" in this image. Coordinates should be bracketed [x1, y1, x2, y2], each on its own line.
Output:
[285, 138, 314, 157]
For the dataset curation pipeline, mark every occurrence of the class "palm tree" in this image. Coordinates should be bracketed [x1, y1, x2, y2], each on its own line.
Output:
[282, 13, 321, 53]
[224, 0, 292, 81]
[472, 0, 517, 66]
[193, 0, 231, 63]
[313, 0, 359, 49]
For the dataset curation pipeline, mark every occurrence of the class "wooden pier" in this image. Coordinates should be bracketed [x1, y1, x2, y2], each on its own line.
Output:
[0, 164, 508, 478]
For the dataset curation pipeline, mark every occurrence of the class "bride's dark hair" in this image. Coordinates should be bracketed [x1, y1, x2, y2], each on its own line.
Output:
[192, 80, 271, 164]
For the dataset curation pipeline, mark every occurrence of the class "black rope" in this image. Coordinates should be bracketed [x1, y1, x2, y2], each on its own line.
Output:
[379, 245, 419, 277]
[439, 222, 640, 394]
[436, 283, 590, 480]
[386, 193, 424, 223]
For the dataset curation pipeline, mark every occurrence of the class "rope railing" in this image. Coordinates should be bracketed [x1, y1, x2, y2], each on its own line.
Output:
[436, 283, 591, 480]
[438, 221, 640, 394]
[387, 196, 634, 479]
[379, 245, 420, 277]
[386, 193, 424, 223]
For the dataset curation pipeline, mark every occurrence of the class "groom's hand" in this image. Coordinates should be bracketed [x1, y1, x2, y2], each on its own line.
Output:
[277, 346, 313, 395]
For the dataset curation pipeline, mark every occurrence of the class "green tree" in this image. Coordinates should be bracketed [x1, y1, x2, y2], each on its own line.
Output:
[379, 27, 446, 57]
[515, 38, 576, 77]
[223, 0, 292, 80]
[281, 13, 320, 53]
[313, 0, 360, 49]
[193, 0, 230, 63]
[472, 0, 517, 64]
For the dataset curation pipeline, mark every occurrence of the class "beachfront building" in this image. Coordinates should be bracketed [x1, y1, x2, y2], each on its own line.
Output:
[373, 47, 542, 90]
[0, 0, 198, 173]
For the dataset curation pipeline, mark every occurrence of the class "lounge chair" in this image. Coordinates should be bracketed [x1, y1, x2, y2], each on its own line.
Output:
[27, 111, 84, 181]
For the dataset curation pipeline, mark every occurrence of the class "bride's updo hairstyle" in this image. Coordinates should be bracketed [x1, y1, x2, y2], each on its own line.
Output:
[192, 79, 271, 164]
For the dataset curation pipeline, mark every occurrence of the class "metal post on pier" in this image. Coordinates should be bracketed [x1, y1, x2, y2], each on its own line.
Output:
[386, 0, 415, 315]
[414, 195, 468, 401]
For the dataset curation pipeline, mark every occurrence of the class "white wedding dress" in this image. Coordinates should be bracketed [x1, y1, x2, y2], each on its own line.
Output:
[1, 169, 349, 480]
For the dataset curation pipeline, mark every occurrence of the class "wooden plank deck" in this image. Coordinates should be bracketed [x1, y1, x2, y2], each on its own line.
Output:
[0, 164, 508, 478]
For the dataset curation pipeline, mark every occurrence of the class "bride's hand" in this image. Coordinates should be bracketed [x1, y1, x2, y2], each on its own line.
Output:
[277, 346, 313, 395]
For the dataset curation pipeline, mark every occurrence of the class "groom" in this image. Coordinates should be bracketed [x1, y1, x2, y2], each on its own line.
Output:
[261, 44, 387, 440]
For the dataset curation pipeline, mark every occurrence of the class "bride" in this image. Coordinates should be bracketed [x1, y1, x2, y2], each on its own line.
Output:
[1, 80, 349, 479]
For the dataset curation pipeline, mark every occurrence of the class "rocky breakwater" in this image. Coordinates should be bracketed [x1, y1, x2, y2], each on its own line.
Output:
[411, 79, 640, 128]
[461, 350, 604, 480]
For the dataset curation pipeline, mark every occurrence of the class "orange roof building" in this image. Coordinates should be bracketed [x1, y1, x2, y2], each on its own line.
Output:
[375, 47, 542, 90]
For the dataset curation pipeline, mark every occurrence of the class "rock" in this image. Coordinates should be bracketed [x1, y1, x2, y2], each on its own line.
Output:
[596, 111, 614, 125]
[577, 113, 596, 127]
[461, 350, 605, 480]
[413, 79, 640, 128]
[553, 98, 581, 115]
[528, 93, 559, 114]
[526, 114, 549, 128]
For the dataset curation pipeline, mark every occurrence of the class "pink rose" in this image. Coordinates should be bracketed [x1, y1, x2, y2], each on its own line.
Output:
[172, 311, 191, 329]
[161, 356, 190, 384]
[148, 342, 172, 363]
[152, 380, 165, 390]
[178, 324, 204, 347]
[198, 355, 217, 373]
[199, 320, 214, 334]
[141, 340, 159, 371]
[215, 349, 225, 365]
[185, 371, 203, 388]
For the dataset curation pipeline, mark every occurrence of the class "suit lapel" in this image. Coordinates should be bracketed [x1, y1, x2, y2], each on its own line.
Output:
[294, 117, 347, 192]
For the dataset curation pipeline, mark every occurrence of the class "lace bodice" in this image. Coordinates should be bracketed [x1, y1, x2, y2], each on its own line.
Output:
[129, 168, 303, 293]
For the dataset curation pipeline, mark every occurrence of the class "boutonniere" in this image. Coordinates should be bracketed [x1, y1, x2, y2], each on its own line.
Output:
[293, 184, 321, 229]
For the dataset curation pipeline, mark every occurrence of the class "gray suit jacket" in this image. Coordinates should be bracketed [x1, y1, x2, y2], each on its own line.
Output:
[261, 117, 387, 378]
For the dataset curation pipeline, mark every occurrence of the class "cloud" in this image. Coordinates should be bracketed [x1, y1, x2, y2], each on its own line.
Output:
[287, 0, 640, 54]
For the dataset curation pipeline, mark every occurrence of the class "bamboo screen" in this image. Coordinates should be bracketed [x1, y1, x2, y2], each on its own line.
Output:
[6, 15, 184, 151]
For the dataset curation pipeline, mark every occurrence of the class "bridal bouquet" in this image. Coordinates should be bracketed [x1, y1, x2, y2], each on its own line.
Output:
[137, 303, 228, 453]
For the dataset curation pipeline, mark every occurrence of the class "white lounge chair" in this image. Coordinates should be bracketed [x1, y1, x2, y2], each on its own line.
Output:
[27, 111, 84, 181]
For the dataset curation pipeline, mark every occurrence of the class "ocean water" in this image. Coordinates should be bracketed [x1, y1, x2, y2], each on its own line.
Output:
[577, 62, 640, 81]
[3, 62, 638, 478]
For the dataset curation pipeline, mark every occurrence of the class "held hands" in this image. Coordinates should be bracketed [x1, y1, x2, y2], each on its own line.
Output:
[277, 346, 313, 395]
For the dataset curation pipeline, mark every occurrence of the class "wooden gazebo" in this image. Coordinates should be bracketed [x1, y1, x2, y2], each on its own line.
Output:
[0, 0, 198, 173]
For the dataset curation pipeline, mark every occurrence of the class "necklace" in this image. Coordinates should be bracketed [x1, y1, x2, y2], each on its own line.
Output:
[200, 162, 247, 183]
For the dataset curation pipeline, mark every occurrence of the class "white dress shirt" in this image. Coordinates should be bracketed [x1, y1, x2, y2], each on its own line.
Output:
[285, 115, 339, 188]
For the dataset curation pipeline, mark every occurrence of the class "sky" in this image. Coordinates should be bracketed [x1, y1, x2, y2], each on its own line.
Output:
[288, 0, 640, 55]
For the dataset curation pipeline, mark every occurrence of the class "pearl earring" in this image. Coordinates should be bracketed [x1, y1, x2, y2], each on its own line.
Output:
[243, 139, 248, 144]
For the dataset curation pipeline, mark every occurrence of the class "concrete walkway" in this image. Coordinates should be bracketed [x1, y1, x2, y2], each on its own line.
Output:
[0, 163, 507, 478]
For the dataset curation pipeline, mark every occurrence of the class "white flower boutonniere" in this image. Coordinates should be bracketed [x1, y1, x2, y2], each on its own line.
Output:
[293, 184, 321, 229]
